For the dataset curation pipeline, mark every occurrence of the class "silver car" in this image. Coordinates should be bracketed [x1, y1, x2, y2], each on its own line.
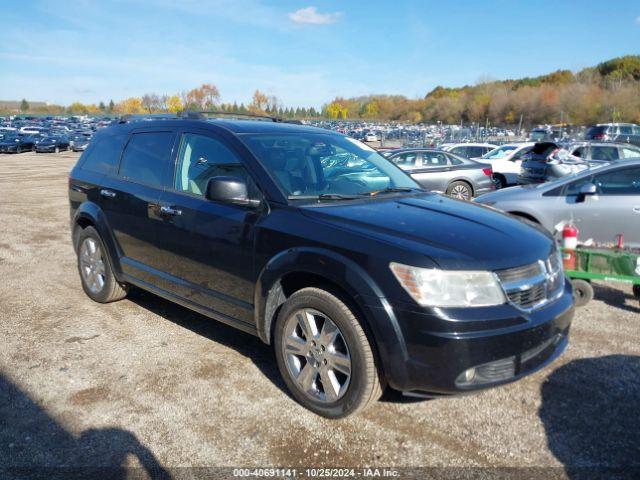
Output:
[384, 148, 495, 200]
[475, 159, 640, 247]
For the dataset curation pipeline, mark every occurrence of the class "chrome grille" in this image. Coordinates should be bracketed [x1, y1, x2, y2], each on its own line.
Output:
[496, 251, 564, 311]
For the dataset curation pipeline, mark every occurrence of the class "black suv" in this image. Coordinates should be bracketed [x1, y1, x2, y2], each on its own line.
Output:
[69, 114, 574, 418]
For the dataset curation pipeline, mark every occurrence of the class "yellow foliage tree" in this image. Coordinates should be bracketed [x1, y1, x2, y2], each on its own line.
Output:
[114, 97, 145, 114]
[166, 95, 183, 113]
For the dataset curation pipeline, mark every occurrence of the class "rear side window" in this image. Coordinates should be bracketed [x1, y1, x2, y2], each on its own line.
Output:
[620, 126, 633, 135]
[390, 152, 420, 169]
[119, 131, 174, 187]
[81, 134, 126, 175]
[621, 147, 640, 159]
[450, 146, 467, 157]
[590, 146, 619, 161]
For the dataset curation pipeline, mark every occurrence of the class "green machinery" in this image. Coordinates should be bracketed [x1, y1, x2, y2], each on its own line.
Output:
[562, 247, 640, 307]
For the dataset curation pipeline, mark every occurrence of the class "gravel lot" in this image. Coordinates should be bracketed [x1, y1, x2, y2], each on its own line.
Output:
[0, 151, 638, 479]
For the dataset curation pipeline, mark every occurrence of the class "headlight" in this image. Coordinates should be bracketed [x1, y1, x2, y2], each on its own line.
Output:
[390, 262, 506, 307]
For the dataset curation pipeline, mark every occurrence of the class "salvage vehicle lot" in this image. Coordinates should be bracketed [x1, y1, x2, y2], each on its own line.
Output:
[0, 151, 639, 475]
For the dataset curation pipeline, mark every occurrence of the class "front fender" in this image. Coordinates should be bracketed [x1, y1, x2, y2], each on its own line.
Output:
[255, 247, 410, 388]
[72, 202, 123, 278]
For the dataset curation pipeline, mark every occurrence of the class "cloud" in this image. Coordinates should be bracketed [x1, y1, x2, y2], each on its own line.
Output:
[288, 6, 341, 25]
[636, 15, 640, 25]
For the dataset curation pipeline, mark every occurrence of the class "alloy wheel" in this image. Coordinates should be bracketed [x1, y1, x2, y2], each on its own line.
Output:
[79, 238, 106, 294]
[281, 309, 352, 403]
[451, 184, 471, 200]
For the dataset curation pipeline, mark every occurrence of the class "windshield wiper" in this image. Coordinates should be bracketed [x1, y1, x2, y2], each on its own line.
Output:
[287, 193, 364, 201]
[358, 187, 421, 196]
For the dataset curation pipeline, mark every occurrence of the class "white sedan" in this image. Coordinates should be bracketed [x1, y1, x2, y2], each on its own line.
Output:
[474, 142, 534, 187]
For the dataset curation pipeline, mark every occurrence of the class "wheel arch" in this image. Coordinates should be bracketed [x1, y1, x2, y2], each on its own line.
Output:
[446, 177, 474, 196]
[508, 211, 540, 224]
[72, 202, 123, 276]
[255, 247, 409, 384]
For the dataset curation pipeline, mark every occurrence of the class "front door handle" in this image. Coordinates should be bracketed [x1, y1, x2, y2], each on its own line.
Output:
[633, 206, 640, 214]
[160, 205, 182, 216]
[100, 189, 116, 198]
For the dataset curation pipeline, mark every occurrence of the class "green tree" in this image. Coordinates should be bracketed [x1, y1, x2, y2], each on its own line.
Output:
[20, 99, 29, 112]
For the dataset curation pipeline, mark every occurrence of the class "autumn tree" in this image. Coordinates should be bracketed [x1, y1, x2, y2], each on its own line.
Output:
[114, 97, 145, 114]
[249, 90, 269, 114]
[166, 95, 183, 113]
[141, 93, 162, 113]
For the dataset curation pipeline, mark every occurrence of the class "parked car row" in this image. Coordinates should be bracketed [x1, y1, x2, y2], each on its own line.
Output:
[0, 115, 104, 154]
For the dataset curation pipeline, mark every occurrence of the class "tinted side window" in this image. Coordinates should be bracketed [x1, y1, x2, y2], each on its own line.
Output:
[593, 168, 640, 195]
[390, 152, 420, 170]
[450, 146, 467, 157]
[80, 134, 126, 175]
[467, 146, 484, 158]
[119, 132, 174, 187]
[444, 153, 463, 165]
[590, 146, 619, 161]
[422, 151, 450, 166]
[620, 126, 633, 135]
[174, 133, 250, 196]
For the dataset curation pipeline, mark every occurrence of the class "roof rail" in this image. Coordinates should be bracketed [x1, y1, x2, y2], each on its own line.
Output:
[117, 113, 178, 124]
[178, 110, 281, 122]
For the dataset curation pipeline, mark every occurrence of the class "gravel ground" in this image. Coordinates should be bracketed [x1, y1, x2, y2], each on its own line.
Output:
[0, 151, 638, 479]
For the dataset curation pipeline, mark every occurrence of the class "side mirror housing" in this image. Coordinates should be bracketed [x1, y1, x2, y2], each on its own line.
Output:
[576, 182, 597, 203]
[205, 176, 261, 208]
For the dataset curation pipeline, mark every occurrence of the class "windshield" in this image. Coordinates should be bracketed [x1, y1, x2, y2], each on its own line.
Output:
[530, 130, 548, 141]
[481, 145, 517, 159]
[241, 133, 420, 199]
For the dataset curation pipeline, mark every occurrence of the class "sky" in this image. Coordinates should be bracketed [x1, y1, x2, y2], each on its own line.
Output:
[1, 0, 639, 108]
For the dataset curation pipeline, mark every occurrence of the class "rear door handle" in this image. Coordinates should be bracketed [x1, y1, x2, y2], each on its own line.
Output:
[633, 206, 640, 213]
[100, 189, 116, 198]
[160, 205, 182, 216]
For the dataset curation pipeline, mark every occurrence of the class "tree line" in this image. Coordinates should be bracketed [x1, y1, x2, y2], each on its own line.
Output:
[7, 55, 640, 126]
[322, 56, 640, 126]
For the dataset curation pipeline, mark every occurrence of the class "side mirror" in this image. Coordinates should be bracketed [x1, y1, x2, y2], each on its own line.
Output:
[205, 176, 261, 208]
[576, 182, 597, 203]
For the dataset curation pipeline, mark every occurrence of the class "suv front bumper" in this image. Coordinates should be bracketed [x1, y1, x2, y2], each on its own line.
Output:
[368, 278, 574, 394]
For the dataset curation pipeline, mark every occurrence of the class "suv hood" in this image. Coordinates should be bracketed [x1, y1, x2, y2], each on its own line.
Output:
[300, 193, 553, 271]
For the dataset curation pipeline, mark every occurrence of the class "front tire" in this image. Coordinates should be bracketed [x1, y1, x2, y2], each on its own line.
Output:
[76, 226, 128, 303]
[572, 279, 593, 307]
[274, 287, 382, 418]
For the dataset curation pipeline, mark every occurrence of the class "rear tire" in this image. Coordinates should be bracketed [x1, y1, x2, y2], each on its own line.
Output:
[494, 174, 507, 189]
[54, 146, 60, 153]
[572, 279, 593, 307]
[446, 181, 472, 200]
[274, 287, 382, 418]
[76, 226, 128, 303]
[633, 284, 640, 299]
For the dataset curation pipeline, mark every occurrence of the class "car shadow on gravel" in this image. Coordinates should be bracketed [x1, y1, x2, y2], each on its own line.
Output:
[126, 288, 289, 395]
[539, 355, 640, 479]
[592, 284, 640, 314]
[0, 373, 171, 480]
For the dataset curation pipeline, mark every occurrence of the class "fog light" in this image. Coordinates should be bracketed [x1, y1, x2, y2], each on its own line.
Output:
[462, 367, 476, 383]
